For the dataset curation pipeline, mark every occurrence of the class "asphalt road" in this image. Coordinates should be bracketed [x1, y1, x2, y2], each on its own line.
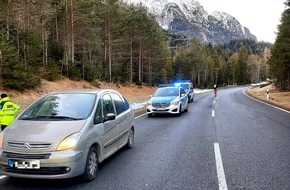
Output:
[0, 87, 289, 190]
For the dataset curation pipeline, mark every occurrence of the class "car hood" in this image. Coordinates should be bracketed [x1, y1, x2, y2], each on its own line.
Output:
[151, 96, 178, 104]
[3, 120, 86, 150]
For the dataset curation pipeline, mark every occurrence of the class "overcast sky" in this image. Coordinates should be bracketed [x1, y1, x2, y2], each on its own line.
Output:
[198, 0, 286, 43]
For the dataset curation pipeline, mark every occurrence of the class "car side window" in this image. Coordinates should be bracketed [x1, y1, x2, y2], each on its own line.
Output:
[102, 94, 115, 116]
[180, 88, 186, 96]
[94, 100, 103, 124]
[111, 93, 126, 115]
[124, 97, 130, 110]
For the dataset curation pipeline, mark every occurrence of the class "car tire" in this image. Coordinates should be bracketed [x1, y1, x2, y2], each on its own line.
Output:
[177, 104, 182, 116]
[126, 127, 134, 149]
[81, 146, 98, 182]
[148, 113, 153, 117]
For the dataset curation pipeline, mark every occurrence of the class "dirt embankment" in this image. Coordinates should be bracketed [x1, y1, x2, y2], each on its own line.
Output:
[2, 79, 289, 116]
[246, 84, 290, 111]
[0, 78, 156, 114]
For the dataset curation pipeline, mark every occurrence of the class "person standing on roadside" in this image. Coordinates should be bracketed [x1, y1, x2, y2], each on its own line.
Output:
[0, 93, 20, 131]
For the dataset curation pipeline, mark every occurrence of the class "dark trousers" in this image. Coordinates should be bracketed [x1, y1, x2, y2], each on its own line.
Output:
[1, 125, 7, 131]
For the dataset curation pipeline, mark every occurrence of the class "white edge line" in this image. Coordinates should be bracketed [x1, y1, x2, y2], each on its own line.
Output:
[0, 175, 7, 180]
[243, 89, 290, 114]
[214, 143, 228, 190]
[134, 112, 148, 120]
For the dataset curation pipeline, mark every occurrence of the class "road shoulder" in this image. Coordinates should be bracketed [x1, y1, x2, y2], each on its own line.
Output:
[246, 84, 290, 112]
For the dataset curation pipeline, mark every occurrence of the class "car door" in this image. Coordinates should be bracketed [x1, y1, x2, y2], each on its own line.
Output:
[110, 93, 132, 147]
[100, 93, 120, 158]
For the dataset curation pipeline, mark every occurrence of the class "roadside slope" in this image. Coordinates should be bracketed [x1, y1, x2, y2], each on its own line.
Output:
[0, 78, 156, 113]
[246, 84, 290, 111]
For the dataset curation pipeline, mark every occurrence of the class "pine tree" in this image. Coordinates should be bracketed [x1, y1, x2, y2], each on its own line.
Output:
[268, 0, 290, 91]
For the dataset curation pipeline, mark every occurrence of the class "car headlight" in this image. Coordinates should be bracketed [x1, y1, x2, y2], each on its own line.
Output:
[57, 133, 81, 151]
[0, 132, 3, 149]
[147, 101, 152, 106]
[171, 101, 179, 106]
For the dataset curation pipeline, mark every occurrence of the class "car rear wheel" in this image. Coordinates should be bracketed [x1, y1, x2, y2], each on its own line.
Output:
[126, 127, 134, 149]
[81, 146, 98, 182]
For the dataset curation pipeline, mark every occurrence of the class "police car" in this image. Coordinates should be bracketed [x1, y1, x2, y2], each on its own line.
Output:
[173, 80, 194, 103]
[146, 86, 188, 116]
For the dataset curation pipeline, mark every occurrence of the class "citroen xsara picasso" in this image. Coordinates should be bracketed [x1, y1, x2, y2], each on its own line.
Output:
[0, 89, 135, 181]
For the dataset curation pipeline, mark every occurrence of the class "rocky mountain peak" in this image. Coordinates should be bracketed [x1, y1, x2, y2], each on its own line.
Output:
[125, 0, 257, 44]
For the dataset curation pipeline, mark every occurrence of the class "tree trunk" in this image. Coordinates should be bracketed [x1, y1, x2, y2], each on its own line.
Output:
[138, 38, 142, 83]
[42, 18, 45, 66]
[197, 71, 200, 86]
[108, 24, 112, 83]
[130, 29, 133, 83]
[288, 67, 290, 90]
[55, 16, 59, 43]
[6, 19, 9, 40]
[70, 0, 74, 63]
[148, 57, 152, 86]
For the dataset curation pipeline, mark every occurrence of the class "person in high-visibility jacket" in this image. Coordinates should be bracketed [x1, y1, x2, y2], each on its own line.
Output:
[0, 93, 20, 131]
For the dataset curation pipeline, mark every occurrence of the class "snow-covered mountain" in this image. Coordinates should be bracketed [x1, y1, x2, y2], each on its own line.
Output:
[124, 0, 257, 44]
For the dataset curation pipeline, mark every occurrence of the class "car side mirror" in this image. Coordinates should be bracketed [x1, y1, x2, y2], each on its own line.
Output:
[103, 113, 116, 123]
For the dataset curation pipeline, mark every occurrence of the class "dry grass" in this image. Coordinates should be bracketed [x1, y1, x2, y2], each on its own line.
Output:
[246, 84, 290, 111]
[0, 78, 156, 114]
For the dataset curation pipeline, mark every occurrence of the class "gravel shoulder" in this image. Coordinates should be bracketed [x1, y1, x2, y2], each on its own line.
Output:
[246, 84, 290, 111]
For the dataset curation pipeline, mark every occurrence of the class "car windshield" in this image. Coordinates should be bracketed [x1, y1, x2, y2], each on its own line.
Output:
[19, 93, 97, 120]
[153, 88, 179, 97]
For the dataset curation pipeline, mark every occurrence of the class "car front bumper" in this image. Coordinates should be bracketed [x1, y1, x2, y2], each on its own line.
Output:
[0, 148, 88, 179]
[146, 104, 180, 115]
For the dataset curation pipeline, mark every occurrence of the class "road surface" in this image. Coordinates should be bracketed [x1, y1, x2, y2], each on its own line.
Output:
[0, 87, 289, 190]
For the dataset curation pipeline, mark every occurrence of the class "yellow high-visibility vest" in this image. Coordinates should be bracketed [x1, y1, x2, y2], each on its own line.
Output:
[0, 97, 20, 126]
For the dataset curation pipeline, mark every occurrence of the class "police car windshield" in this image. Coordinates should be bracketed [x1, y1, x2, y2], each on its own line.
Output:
[19, 93, 96, 120]
[154, 87, 179, 97]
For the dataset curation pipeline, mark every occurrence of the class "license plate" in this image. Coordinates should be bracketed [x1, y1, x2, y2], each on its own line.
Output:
[8, 159, 40, 169]
[155, 108, 166, 110]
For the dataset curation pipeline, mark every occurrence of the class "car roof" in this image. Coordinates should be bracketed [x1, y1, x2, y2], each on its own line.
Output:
[157, 86, 181, 90]
[47, 88, 120, 95]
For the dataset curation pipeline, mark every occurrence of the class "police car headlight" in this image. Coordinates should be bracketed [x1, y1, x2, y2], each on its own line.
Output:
[0, 132, 3, 149]
[57, 133, 81, 151]
[147, 101, 152, 106]
[171, 101, 179, 106]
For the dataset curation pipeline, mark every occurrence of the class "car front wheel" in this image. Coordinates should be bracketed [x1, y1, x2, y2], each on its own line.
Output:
[126, 127, 134, 149]
[81, 146, 98, 182]
[177, 104, 182, 116]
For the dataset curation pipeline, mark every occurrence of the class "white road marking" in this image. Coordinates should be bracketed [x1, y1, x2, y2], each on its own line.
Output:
[214, 143, 228, 190]
[212, 110, 215, 117]
[134, 112, 148, 120]
[0, 175, 7, 180]
[214, 101, 216, 104]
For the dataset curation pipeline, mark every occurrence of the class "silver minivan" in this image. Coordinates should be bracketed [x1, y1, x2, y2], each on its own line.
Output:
[0, 89, 135, 181]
